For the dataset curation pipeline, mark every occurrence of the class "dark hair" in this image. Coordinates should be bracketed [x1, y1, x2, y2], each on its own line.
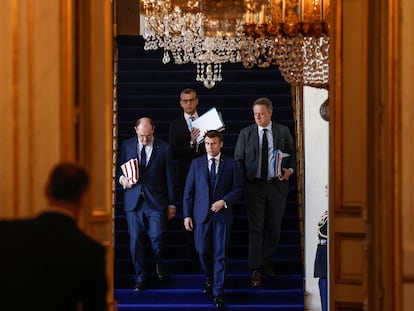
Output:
[253, 97, 273, 112]
[180, 88, 197, 98]
[46, 162, 89, 204]
[204, 130, 223, 142]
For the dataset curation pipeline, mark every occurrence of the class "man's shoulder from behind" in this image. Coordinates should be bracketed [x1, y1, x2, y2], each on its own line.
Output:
[0, 218, 35, 242]
[35, 212, 105, 251]
[0, 218, 33, 228]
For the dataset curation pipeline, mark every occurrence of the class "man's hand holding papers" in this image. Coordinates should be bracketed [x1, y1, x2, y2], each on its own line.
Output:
[273, 149, 291, 180]
[120, 158, 139, 189]
[190, 107, 225, 144]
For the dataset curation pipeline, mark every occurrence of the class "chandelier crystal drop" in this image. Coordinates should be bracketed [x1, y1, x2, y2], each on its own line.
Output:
[140, 0, 330, 88]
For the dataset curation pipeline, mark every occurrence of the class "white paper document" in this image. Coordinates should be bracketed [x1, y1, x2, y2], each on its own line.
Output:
[190, 107, 225, 143]
[121, 158, 139, 184]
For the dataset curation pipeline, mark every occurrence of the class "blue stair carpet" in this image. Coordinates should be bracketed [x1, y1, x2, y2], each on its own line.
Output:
[115, 35, 304, 311]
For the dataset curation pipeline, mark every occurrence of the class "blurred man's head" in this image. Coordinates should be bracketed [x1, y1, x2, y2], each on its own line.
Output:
[45, 162, 89, 206]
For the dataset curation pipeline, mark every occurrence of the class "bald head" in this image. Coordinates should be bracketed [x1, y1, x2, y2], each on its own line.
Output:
[134, 117, 155, 145]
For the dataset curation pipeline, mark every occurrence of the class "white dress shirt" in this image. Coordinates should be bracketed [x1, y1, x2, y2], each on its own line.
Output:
[257, 123, 274, 179]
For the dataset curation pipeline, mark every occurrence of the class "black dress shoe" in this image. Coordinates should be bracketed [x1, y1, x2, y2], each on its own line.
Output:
[133, 282, 144, 291]
[156, 264, 167, 281]
[251, 270, 262, 287]
[213, 295, 224, 309]
[203, 278, 213, 294]
[263, 262, 275, 277]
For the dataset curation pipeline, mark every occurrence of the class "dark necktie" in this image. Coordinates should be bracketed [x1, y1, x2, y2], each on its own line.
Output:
[140, 145, 147, 173]
[261, 129, 268, 180]
[209, 158, 217, 202]
[210, 158, 217, 182]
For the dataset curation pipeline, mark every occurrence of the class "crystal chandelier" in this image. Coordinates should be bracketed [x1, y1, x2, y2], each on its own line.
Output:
[140, 0, 330, 88]
[141, 1, 245, 88]
[241, 0, 330, 87]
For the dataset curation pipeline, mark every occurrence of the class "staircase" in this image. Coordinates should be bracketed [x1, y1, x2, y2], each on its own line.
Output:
[115, 35, 304, 311]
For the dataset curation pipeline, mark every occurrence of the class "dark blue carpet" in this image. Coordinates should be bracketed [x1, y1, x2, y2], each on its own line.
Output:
[115, 35, 304, 311]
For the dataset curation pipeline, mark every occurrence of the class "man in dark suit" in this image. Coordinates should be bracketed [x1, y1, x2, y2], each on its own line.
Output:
[183, 130, 243, 309]
[234, 97, 296, 287]
[119, 117, 176, 291]
[0, 162, 108, 311]
[169, 88, 205, 260]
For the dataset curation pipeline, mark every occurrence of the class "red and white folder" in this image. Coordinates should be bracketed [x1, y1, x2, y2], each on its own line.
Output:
[121, 158, 139, 184]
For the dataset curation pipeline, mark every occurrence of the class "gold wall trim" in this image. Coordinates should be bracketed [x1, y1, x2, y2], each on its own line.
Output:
[11, 0, 19, 217]
[60, 0, 75, 160]
[27, 0, 35, 216]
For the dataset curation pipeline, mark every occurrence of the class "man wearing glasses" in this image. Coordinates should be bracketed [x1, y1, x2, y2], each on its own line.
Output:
[169, 88, 206, 262]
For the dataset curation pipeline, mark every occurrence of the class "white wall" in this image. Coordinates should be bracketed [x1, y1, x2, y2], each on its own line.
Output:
[303, 86, 329, 310]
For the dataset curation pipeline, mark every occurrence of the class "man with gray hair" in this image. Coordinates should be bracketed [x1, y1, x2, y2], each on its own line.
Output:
[234, 97, 296, 287]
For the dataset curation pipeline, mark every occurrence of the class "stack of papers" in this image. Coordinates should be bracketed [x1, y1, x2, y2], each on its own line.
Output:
[274, 149, 290, 177]
[191, 107, 225, 143]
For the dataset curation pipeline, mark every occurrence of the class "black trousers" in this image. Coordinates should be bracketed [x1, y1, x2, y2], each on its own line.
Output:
[244, 179, 288, 270]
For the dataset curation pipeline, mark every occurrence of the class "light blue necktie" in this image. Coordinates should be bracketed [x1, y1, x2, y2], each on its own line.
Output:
[189, 116, 195, 129]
